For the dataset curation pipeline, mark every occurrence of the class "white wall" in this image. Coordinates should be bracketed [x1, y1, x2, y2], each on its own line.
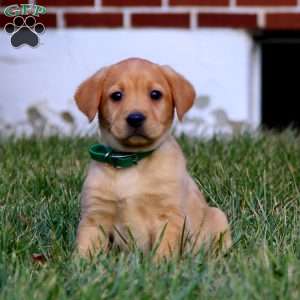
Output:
[0, 28, 259, 136]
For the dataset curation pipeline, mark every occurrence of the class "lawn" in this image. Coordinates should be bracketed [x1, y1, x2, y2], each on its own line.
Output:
[0, 132, 299, 299]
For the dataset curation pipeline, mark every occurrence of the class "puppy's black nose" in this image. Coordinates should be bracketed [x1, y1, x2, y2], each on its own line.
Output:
[126, 112, 146, 128]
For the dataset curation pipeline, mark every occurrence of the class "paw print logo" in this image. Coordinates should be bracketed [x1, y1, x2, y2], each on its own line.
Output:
[4, 16, 45, 48]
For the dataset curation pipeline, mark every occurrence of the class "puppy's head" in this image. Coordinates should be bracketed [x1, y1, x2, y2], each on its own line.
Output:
[75, 58, 195, 151]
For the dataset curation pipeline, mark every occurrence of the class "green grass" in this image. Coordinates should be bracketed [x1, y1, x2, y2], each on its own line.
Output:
[0, 132, 300, 299]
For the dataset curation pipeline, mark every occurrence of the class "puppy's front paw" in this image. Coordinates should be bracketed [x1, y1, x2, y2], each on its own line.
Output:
[153, 245, 172, 262]
[153, 235, 180, 262]
[196, 207, 232, 255]
[76, 220, 110, 258]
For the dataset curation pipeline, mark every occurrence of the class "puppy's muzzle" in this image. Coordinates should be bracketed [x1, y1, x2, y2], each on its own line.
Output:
[126, 112, 146, 128]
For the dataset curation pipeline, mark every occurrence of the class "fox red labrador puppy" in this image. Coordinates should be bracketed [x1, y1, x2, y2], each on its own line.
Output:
[75, 58, 231, 260]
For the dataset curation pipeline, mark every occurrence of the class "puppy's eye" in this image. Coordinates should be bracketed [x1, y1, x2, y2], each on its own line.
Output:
[150, 90, 162, 101]
[110, 91, 123, 102]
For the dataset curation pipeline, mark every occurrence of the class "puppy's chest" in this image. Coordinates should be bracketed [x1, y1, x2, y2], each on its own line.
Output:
[110, 167, 171, 202]
[90, 161, 180, 205]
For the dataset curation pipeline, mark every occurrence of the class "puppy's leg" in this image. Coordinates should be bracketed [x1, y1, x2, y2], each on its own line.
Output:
[76, 203, 115, 257]
[196, 207, 232, 253]
[154, 208, 185, 261]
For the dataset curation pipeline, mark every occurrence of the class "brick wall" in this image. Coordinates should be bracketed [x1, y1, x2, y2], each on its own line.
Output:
[1, 0, 300, 29]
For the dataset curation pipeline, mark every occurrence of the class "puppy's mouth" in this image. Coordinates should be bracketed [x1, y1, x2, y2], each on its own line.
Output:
[121, 130, 154, 147]
[102, 120, 165, 150]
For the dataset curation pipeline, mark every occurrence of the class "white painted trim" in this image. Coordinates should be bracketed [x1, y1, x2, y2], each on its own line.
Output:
[161, 0, 169, 11]
[94, 0, 101, 8]
[123, 9, 131, 28]
[257, 10, 265, 28]
[190, 10, 197, 30]
[248, 43, 262, 128]
[43, 6, 300, 14]
[57, 10, 64, 29]
[2, 3, 300, 14]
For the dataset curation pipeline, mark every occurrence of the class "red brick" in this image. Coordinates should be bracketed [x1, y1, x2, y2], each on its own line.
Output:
[170, 0, 229, 6]
[198, 13, 257, 28]
[35, 0, 94, 6]
[102, 0, 161, 6]
[0, 0, 28, 6]
[0, 14, 11, 27]
[65, 13, 123, 28]
[37, 14, 57, 28]
[0, 13, 56, 28]
[266, 13, 300, 29]
[237, 0, 296, 6]
[132, 13, 190, 28]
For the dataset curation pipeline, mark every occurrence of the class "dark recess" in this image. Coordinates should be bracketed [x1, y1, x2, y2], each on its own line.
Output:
[255, 31, 300, 131]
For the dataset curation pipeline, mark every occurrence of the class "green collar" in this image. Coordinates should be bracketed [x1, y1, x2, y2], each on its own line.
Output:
[89, 144, 154, 168]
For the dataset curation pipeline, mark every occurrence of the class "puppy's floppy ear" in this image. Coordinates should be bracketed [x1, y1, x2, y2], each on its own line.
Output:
[160, 66, 196, 121]
[74, 67, 108, 122]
